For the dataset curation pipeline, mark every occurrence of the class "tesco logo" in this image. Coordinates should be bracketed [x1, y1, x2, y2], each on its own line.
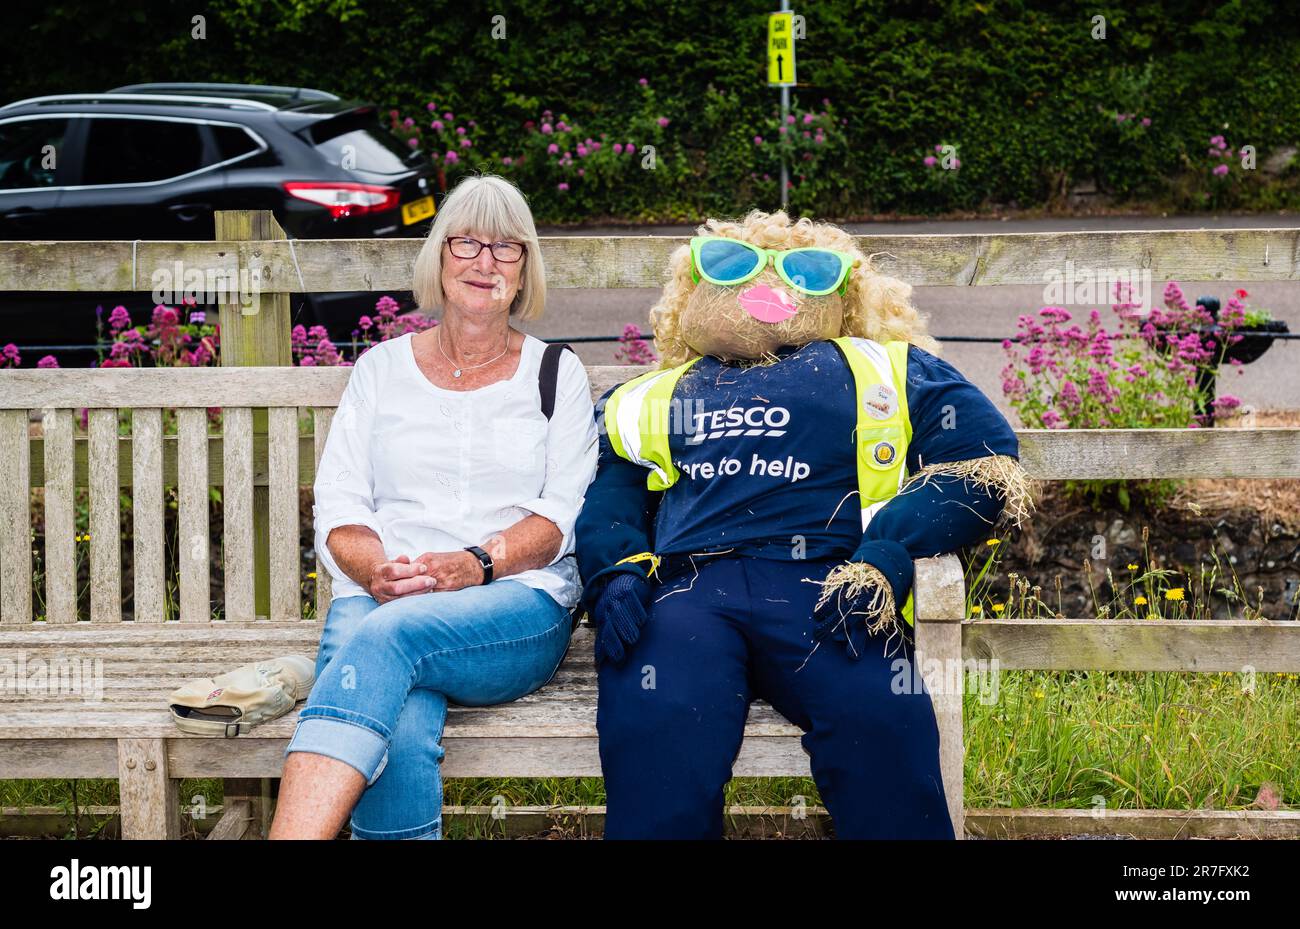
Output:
[687, 405, 790, 443]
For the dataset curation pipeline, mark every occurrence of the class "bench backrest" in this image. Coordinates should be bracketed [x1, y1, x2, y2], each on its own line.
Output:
[1, 365, 1298, 625]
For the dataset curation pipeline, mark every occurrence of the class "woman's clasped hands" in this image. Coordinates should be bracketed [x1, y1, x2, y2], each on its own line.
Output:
[365, 551, 487, 603]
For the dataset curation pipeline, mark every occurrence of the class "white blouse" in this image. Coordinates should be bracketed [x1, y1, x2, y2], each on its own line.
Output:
[312, 331, 599, 610]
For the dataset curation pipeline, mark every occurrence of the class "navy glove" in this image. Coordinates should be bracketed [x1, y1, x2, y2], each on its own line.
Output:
[812, 539, 914, 659]
[592, 571, 655, 669]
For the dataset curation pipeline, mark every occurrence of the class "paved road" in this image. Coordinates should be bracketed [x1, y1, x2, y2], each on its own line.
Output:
[520, 213, 1300, 415]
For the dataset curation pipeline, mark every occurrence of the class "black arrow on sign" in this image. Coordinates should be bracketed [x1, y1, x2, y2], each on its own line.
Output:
[776, 54, 784, 80]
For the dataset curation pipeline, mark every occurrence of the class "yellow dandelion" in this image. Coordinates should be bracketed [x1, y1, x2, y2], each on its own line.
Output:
[986, 539, 1000, 547]
[1033, 690, 1045, 699]
[1127, 563, 1139, 571]
[307, 572, 317, 579]
[1134, 595, 1147, 606]
[992, 602, 1005, 614]
[970, 604, 983, 616]
[1165, 588, 1185, 601]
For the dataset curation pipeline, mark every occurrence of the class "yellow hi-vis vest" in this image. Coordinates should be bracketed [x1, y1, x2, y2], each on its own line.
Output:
[603, 337, 917, 626]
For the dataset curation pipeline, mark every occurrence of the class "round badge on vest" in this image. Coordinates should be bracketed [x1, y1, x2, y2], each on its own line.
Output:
[866, 438, 898, 469]
[862, 383, 898, 420]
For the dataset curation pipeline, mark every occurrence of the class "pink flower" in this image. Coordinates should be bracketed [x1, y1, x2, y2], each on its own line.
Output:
[934, 144, 943, 152]
[638, 77, 648, 86]
[556, 121, 569, 132]
[431, 120, 444, 131]
[426, 102, 437, 111]
[753, 135, 763, 145]
[443, 112, 454, 120]
[576, 145, 588, 157]
[358, 315, 373, 331]
[923, 155, 937, 167]
[460, 138, 472, 148]
[657, 116, 669, 128]
[445, 151, 459, 164]
[108, 305, 132, 332]
[403, 117, 414, 128]
[613, 143, 623, 154]
[547, 142, 559, 154]
[456, 126, 466, 136]
[407, 138, 419, 149]
[1213, 164, 1229, 176]
[37, 355, 59, 369]
[1141, 117, 1151, 127]
[541, 123, 553, 135]
[557, 182, 569, 191]
[502, 156, 513, 165]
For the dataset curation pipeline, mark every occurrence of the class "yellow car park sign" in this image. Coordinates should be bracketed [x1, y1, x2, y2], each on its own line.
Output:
[767, 12, 796, 86]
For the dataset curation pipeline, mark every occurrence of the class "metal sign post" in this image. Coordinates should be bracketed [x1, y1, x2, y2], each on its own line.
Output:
[767, 5, 796, 211]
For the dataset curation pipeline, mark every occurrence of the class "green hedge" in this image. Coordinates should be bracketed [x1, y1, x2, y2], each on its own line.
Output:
[7, 0, 1299, 221]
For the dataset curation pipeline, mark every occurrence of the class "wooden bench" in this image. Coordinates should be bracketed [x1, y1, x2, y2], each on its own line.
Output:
[2, 221, 1298, 839]
[3, 366, 1299, 839]
[0, 363, 970, 839]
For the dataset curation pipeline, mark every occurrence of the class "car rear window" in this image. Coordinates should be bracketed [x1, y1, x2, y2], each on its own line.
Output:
[0, 117, 69, 189]
[303, 111, 414, 174]
[81, 117, 205, 185]
[211, 125, 261, 162]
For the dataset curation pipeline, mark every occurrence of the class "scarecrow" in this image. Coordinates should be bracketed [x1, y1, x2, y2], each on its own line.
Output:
[575, 210, 1033, 839]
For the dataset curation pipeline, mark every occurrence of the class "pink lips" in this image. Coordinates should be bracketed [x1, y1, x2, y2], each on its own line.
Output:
[738, 285, 798, 323]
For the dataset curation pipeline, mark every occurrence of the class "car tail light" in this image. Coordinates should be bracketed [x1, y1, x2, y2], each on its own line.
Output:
[282, 182, 400, 219]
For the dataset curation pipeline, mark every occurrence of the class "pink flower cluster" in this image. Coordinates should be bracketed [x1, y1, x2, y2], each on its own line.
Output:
[613, 324, 658, 366]
[0, 343, 58, 369]
[1001, 281, 1246, 431]
[97, 302, 216, 368]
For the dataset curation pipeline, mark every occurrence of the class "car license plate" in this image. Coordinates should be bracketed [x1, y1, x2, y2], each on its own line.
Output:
[401, 196, 435, 225]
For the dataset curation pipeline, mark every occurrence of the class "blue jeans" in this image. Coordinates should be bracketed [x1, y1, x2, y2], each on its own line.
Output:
[284, 581, 571, 839]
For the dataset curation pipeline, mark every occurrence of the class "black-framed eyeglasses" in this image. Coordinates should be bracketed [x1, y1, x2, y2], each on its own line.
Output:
[444, 235, 526, 263]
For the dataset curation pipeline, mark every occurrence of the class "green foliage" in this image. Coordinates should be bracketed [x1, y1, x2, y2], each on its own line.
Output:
[5, 0, 1300, 220]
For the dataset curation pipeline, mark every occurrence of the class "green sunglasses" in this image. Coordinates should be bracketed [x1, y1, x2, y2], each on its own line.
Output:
[689, 235, 856, 297]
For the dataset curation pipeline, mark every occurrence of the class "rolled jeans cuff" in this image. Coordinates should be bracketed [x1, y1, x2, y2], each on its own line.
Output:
[285, 714, 389, 787]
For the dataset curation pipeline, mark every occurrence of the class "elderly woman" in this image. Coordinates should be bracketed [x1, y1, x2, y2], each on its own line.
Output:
[268, 175, 598, 840]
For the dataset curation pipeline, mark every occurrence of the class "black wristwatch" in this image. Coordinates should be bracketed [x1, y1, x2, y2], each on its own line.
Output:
[464, 545, 494, 585]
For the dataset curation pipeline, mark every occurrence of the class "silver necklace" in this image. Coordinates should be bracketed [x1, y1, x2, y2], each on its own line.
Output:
[437, 326, 509, 378]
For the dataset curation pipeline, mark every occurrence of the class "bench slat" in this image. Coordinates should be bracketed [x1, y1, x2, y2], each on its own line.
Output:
[221, 408, 255, 621]
[268, 407, 300, 622]
[176, 409, 210, 623]
[41, 409, 77, 623]
[131, 409, 165, 622]
[88, 409, 121, 623]
[0, 410, 32, 624]
[312, 408, 333, 619]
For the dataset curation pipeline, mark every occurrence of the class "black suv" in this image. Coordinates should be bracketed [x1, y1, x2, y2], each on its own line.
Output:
[0, 83, 440, 356]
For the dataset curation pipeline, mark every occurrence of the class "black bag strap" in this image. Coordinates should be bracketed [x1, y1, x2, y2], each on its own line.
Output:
[539, 341, 575, 421]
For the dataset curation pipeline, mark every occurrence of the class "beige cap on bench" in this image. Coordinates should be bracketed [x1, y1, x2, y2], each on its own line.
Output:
[168, 656, 316, 738]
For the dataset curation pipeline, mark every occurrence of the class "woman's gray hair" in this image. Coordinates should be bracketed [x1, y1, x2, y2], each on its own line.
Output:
[412, 174, 546, 320]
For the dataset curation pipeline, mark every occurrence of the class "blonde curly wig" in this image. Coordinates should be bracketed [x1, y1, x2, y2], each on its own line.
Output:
[648, 210, 940, 369]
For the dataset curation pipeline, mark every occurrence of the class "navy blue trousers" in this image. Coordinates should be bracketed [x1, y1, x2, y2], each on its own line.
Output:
[596, 554, 954, 839]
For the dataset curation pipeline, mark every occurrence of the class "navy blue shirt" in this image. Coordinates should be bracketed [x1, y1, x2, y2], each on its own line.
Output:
[575, 340, 1018, 613]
